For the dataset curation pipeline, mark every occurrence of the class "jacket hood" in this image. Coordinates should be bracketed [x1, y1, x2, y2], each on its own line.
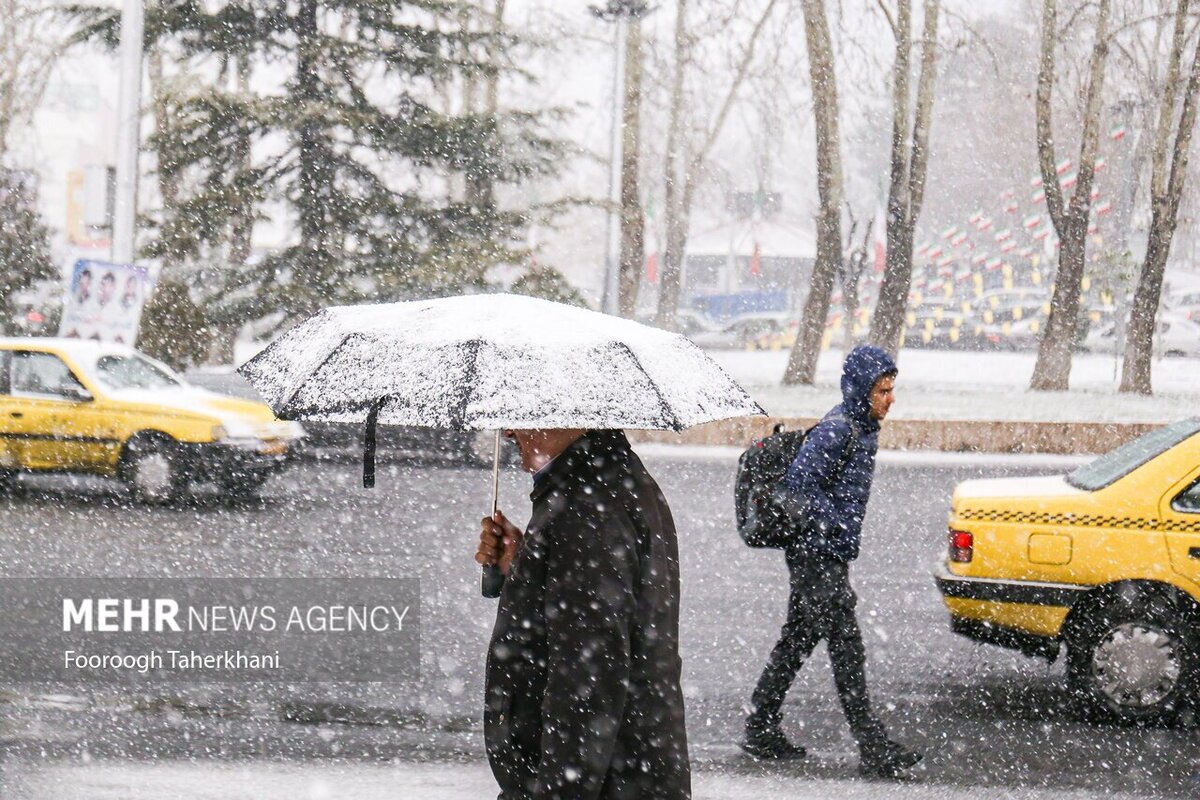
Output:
[840, 345, 897, 426]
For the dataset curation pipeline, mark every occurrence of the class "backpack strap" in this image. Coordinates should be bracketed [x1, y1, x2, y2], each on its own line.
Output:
[825, 410, 862, 486]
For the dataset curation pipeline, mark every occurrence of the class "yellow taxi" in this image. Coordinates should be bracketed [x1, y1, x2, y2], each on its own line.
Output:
[0, 338, 303, 501]
[934, 418, 1200, 724]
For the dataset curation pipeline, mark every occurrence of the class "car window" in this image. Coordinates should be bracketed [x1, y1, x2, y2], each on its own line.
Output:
[1173, 477, 1200, 513]
[0, 351, 9, 394]
[1067, 419, 1200, 491]
[94, 354, 180, 390]
[11, 351, 87, 398]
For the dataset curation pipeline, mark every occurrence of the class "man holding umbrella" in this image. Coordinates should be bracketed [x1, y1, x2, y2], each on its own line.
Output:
[238, 293, 763, 799]
[476, 427, 691, 799]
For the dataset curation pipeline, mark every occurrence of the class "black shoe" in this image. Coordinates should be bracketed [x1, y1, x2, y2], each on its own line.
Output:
[859, 740, 922, 778]
[741, 728, 807, 760]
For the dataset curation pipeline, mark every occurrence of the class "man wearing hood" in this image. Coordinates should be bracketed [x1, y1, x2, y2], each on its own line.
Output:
[742, 344, 921, 778]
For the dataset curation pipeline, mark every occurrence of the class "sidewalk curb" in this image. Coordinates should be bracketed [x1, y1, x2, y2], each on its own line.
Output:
[626, 417, 1160, 455]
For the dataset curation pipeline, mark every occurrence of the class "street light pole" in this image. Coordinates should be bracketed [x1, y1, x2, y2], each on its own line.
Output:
[591, 1, 650, 316]
[111, 0, 144, 265]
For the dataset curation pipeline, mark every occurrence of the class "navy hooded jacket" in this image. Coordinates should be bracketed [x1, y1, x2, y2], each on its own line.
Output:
[780, 344, 897, 562]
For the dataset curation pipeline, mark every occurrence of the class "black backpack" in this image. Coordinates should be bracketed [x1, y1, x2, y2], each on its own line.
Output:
[734, 424, 813, 548]
[735, 415, 861, 549]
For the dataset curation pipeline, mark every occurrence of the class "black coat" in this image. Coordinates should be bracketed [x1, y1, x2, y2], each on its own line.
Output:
[484, 430, 691, 800]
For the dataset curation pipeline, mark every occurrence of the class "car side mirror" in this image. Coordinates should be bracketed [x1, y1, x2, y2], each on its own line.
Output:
[59, 385, 93, 403]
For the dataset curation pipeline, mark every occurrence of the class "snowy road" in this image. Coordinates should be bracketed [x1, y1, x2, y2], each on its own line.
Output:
[1, 452, 1197, 797]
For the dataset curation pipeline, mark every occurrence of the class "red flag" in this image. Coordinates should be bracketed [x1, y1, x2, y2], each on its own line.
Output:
[749, 241, 762, 277]
[646, 251, 658, 283]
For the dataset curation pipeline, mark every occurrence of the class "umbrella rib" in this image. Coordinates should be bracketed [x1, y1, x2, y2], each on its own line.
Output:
[277, 331, 357, 419]
[450, 338, 483, 430]
[612, 342, 683, 432]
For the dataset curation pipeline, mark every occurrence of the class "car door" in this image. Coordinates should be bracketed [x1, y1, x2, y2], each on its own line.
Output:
[9, 350, 110, 471]
[0, 349, 27, 469]
[1161, 467, 1200, 591]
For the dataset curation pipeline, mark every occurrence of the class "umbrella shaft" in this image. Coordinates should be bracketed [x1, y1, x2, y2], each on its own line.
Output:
[491, 430, 501, 516]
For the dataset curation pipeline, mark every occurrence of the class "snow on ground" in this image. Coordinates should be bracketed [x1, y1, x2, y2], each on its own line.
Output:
[3, 760, 1156, 800]
[708, 348, 1200, 424]
[635, 443, 1094, 469]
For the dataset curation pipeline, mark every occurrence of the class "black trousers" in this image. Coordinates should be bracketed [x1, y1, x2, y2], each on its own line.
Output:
[747, 548, 886, 748]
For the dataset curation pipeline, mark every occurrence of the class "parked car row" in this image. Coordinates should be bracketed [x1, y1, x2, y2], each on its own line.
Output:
[1080, 311, 1200, 358]
[0, 337, 518, 504]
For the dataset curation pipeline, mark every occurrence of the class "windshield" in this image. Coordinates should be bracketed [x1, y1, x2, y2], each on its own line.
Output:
[1066, 418, 1200, 491]
[94, 354, 182, 390]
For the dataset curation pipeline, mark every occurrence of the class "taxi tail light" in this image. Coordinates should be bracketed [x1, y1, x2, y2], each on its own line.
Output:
[949, 529, 973, 563]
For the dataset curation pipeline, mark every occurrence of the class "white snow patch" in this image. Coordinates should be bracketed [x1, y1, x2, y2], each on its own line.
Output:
[4, 760, 1155, 800]
[635, 443, 1093, 470]
[709, 348, 1200, 424]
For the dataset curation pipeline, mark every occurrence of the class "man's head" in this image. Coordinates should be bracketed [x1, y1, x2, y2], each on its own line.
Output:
[840, 344, 898, 424]
[503, 429, 586, 473]
[868, 373, 896, 421]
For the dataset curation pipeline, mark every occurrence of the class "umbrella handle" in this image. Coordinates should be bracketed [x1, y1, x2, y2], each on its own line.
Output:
[481, 430, 505, 598]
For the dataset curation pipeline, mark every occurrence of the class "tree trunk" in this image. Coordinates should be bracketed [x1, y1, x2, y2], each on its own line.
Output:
[1030, 0, 1111, 391]
[869, 0, 939, 356]
[842, 217, 871, 352]
[784, 0, 842, 385]
[1120, 215, 1170, 393]
[1121, 0, 1200, 394]
[294, 0, 332, 314]
[655, 0, 690, 328]
[617, 17, 644, 318]
[465, 0, 504, 210]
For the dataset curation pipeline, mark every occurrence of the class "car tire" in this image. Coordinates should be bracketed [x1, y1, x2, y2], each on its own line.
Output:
[121, 436, 187, 504]
[1067, 592, 1197, 725]
[0, 468, 15, 493]
[219, 472, 269, 499]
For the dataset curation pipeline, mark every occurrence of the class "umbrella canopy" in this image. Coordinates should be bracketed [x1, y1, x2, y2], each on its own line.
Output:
[238, 293, 764, 432]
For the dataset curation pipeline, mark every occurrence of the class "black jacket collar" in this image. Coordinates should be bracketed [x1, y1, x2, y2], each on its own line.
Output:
[529, 430, 631, 504]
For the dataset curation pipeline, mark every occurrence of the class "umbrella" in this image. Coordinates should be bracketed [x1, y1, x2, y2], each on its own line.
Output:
[238, 293, 765, 594]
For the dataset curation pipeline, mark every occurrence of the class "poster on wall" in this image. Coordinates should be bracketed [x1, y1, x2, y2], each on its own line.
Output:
[58, 259, 155, 345]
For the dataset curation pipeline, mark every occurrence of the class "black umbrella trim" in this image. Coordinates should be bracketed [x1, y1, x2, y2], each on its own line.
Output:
[362, 396, 386, 489]
[448, 339, 484, 431]
[276, 331, 357, 421]
[611, 342, 683, 432]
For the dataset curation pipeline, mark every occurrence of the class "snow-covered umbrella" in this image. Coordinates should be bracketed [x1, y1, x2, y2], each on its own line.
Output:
[237, 293, 765, 593]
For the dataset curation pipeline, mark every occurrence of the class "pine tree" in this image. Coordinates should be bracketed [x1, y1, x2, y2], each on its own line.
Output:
[0, 169, 57, 334]
[76, 0, 561, 328]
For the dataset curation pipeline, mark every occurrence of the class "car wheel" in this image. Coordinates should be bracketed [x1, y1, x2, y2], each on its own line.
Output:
[218, 472, 269, 499]
[1067, 594, 1197, 725]
[0, 468, 15, 493]
[121, 437, 187, 504]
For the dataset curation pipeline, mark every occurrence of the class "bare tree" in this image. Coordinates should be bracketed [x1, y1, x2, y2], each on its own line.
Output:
[1029, 0, 1112, 391]
[618, 15, 646, 317]
[655, 0, 781, 328]
[867, 0, 940, 355]
[783, 0, 843, 385]
[1120, 0, 1200, 394]
[0, 0, 63, 160]
[841, 205, 872, 352]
